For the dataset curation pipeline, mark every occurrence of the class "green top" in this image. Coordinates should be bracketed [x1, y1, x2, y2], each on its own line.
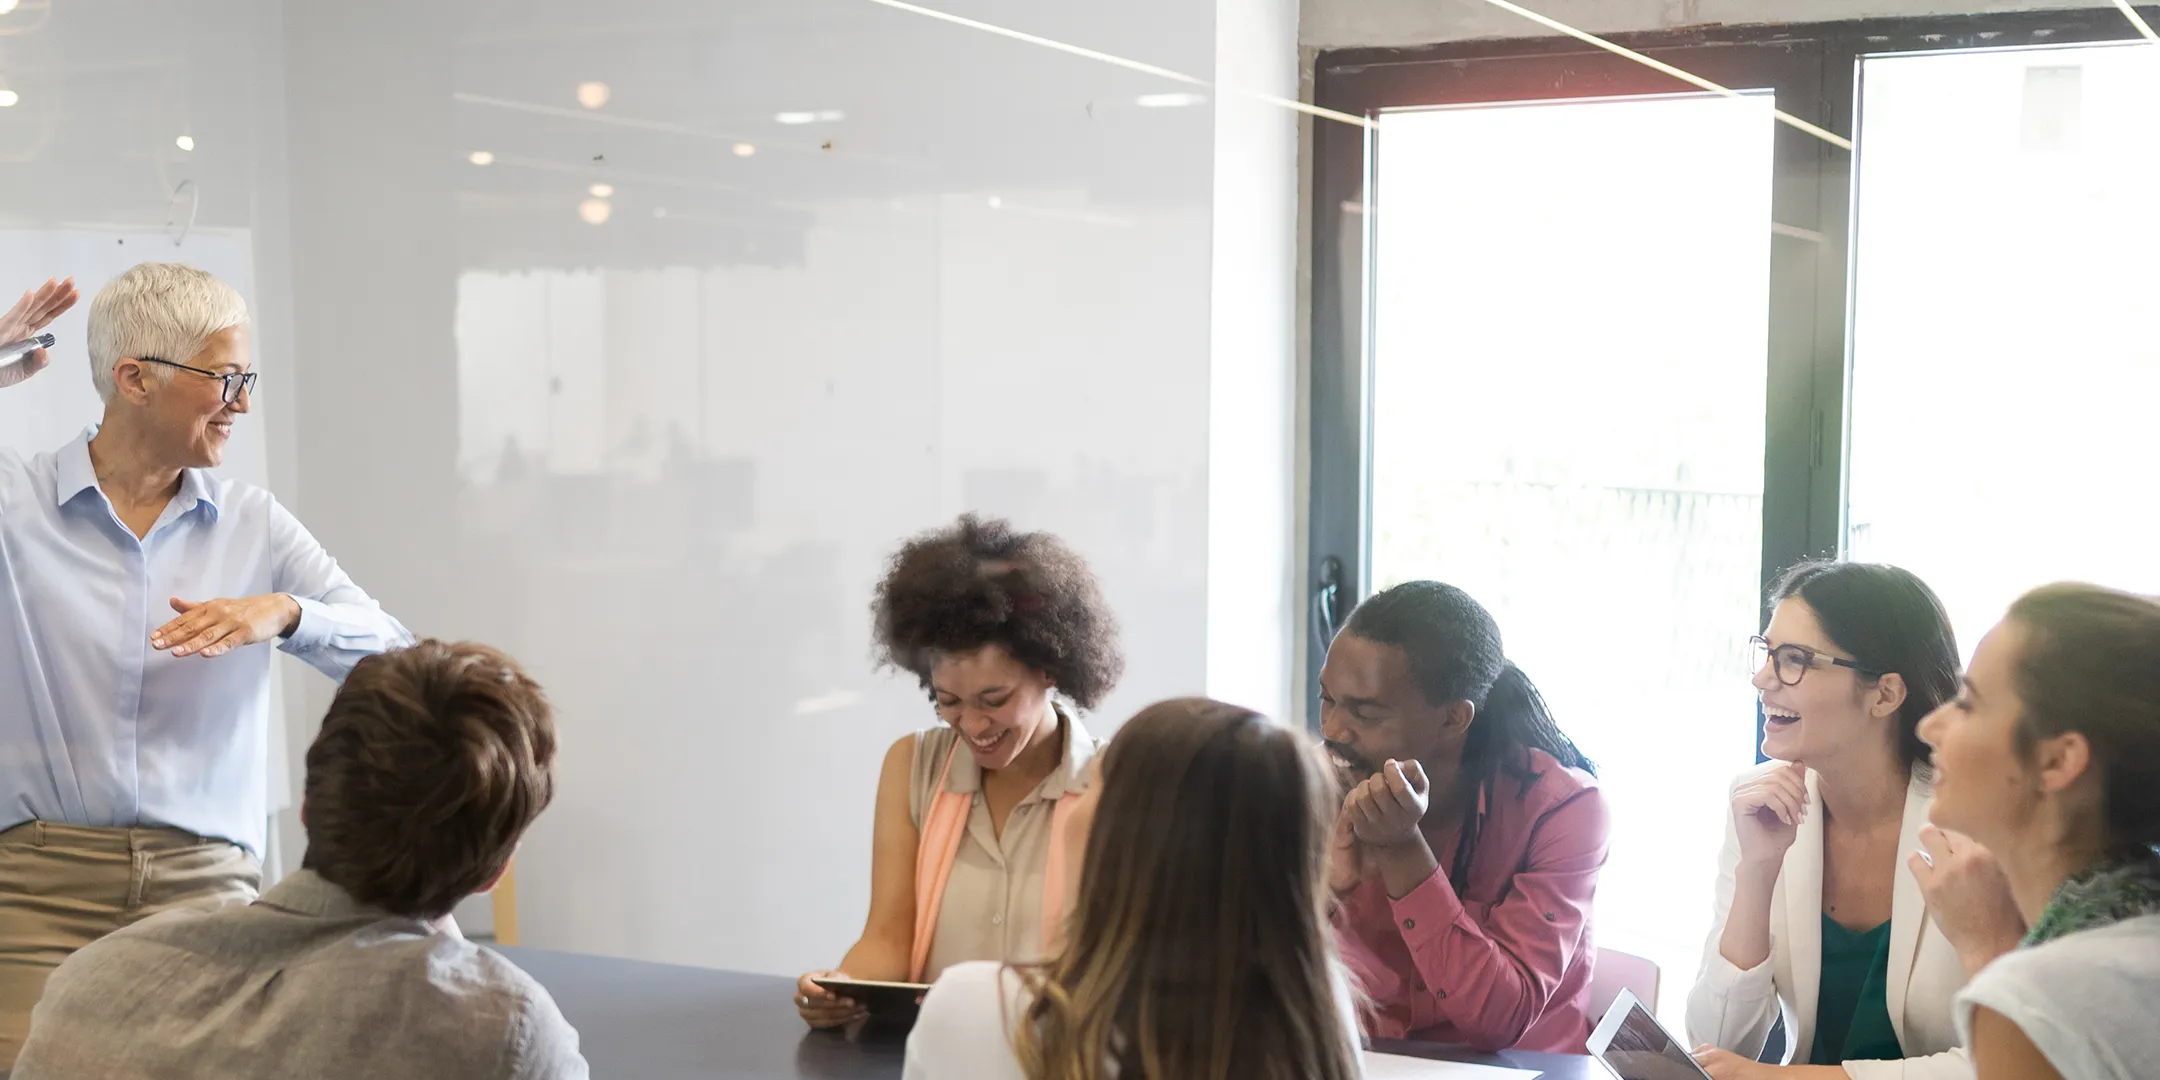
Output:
[1810, 915, 1904, 1065]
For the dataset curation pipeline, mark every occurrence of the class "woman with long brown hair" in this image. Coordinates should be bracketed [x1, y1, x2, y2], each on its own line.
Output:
[901, 698, 1363, 1080]
[1917, 583, 2160, 1080]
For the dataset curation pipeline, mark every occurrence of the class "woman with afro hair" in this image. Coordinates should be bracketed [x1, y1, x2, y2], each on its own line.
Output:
[795, 515, 1124, 1028]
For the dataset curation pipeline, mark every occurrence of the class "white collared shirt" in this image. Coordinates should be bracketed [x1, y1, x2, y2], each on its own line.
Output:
[1, 427, 413, 854]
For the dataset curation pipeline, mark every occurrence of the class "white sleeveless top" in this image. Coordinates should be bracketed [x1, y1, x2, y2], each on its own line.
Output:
[903, 960, 1365, 1080]
[1955, 914, 2160, 1080]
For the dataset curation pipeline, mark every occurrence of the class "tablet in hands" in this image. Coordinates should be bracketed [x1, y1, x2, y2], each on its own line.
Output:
[808, 976, 931, 1016]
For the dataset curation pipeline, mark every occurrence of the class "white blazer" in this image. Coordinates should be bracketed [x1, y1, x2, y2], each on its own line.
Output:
[1686, 764, 1972, 1080]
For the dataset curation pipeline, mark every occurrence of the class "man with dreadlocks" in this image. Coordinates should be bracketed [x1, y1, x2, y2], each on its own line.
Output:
[1319, 580, 1609, 1053]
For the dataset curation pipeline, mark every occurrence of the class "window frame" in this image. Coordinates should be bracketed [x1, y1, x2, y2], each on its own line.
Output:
[1305, 7, 2156, 732]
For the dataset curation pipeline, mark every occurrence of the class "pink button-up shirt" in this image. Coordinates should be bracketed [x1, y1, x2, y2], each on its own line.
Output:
[1333, 747, 1608, 1054]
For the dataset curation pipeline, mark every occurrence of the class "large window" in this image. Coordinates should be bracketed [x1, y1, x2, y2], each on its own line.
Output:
[1312, 10, 2155, 1026]
[1368, 94, 1775, 999]
[1846, 40, 2160, 651]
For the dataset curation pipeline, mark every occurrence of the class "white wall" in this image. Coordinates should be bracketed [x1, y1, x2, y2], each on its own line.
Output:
[1206, 0, 1303, 724]
[1, 0, 1306, 968]
[1301, 0, 2109, 48]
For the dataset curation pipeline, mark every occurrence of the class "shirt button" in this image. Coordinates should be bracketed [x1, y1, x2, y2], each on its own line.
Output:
[1543, 912, 1557, 922]
[1436, 989, 1448, 1000]
[1402, 918, 1416, 930]
[991, 914, 1003, 926]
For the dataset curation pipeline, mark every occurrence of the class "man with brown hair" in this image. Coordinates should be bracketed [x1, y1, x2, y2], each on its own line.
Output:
[11, 641, 588, 1080]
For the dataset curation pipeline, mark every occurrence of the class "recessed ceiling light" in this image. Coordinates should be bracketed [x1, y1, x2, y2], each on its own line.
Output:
[577, 81, 611, 109]
[579, 198, 612, 225]
[0, 0, 18, 14]
[987, 195, 1002, 209]
[589, 182, 615, 198]
[774, 111, 816, 125]
[1136, 92, 1206, 108]
[732, 142, 756, 157]
[175, 135, 196, 152]
[0, 91, 18, 109]
[468, 150, 495, 166]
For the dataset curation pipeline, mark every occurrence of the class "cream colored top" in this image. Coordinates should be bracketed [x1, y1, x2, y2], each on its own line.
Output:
[908, 711, 1098, 982]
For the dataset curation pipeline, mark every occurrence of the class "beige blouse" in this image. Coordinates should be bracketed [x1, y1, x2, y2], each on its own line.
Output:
[908, 711, 1098, 982]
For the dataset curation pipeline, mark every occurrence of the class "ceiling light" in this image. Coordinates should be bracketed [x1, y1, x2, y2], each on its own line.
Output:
[1135, 92, 1206, 108]
[0, 91, 17, 109]
[588, 182, 615, 198]
[576, 81, 611, 110]
[468, 150, 495, 165]
[814, 110, 845, 122]
[732, 142, 756, 157]
[578, 198, 611, 225]
[987, 195, 1002, 209]
[175, 135, 195, 152]
[0, 1, 17, 14]
[774, 111, 816, 125]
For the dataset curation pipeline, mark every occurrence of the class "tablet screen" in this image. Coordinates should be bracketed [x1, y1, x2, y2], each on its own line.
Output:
[809, 977, 929, 1014]
[1588, 992, 1712, 1080]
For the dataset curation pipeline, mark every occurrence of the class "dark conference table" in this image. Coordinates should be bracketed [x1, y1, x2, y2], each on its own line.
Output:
[498, 947, 1602, 1079]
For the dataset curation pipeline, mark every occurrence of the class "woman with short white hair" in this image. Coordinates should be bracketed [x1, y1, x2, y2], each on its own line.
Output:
[0, 266, 415, 1068]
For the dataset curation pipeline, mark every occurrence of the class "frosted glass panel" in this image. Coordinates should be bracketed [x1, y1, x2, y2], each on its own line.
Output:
[0, 0, 1237, 971]
[436, 0, 1216, 969]
[1847, 43, 2160, 650]
[1370, 93, 1776, 1023]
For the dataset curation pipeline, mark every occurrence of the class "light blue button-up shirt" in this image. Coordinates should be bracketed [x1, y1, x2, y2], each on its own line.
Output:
[1, 426, 414, 856]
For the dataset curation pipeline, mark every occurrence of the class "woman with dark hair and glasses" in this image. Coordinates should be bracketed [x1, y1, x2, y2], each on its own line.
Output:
[1688, 561, 2026, 1080]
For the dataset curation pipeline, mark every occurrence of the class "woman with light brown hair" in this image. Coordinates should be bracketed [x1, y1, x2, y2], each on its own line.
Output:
[901, 698, 1364, 1080]
[1916, 583, 2160, 1080]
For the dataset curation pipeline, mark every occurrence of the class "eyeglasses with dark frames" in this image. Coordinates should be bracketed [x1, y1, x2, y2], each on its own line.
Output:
[138, 356, 257, 405]
[1749, 635, 1882, 686]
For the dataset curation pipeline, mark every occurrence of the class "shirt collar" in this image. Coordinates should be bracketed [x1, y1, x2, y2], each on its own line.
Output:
[174, 462, 221, 522]
[255, 869, 396, 922]
[945, 707, 1098, 803]
[54, 426, 100, 507]
[55, 423, 221, 522]
[258, 870, 466, 939]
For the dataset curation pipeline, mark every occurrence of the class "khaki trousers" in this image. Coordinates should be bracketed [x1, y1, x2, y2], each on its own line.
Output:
[0, 820, 260, 1068]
